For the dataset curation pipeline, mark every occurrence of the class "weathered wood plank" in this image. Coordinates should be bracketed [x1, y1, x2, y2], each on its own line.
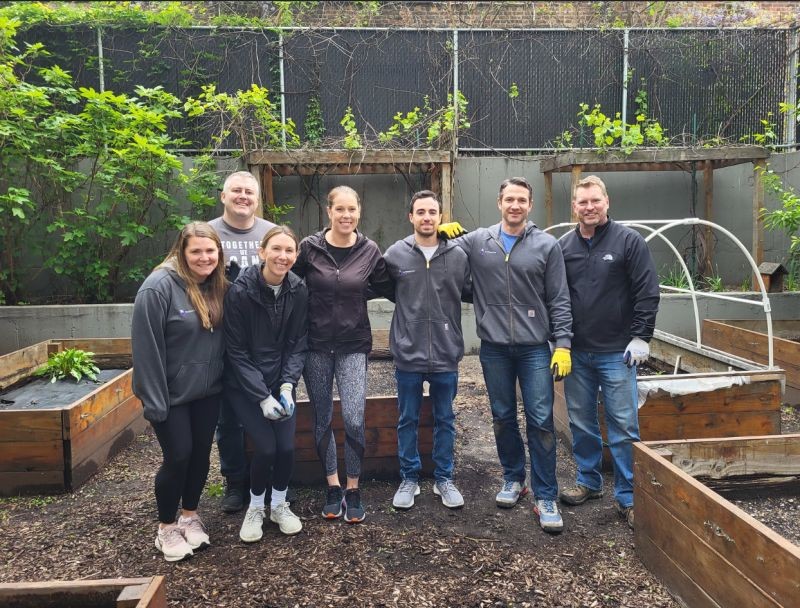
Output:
[0, 576, 166, 607]
[643, 434, 800, 478]
[638, 410, 780, 440]
[634, 442, 800, 607]
[293, 396, 433, 430]
[68, 396, 145, 488]
[0, 409, 62, 442]
[635, 380, 781, 415]
[0, 440, 63, 472]
[0, 470, 65, 496]
[293, 426, 432, 451]
[247, 149, 451, 165]
[539, 147, 769, 173]
[65, 369, 134, 436]
[0, 341, 49, 390]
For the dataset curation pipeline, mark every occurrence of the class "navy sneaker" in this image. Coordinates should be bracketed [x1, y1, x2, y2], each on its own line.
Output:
[343, 488, 366, 523]
[322, 485, 343, 519]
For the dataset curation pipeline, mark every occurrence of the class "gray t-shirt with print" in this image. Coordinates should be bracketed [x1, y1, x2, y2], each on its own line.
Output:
[208, 216, 276, 270]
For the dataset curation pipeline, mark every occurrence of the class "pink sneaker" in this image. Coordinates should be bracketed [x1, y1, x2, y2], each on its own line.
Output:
[155, 525, 193, 562]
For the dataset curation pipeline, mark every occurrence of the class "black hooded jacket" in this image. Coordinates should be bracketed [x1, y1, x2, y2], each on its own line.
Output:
[223, 264, 308, 402]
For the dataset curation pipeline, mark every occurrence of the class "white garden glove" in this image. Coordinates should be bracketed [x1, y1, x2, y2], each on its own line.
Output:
[279, 383, 295, 418]
[260, 395, 286, 420]
[623, 337, 649, 367]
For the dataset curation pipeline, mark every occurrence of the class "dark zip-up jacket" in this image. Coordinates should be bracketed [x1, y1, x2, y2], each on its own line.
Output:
[455, 222, 572, 348]
[384, 236, 472, 373]
[293, 229, 393, 354]
[559, 219, 659, 352]
[223, 264, 308, 403]
[132, 265, 225, 423]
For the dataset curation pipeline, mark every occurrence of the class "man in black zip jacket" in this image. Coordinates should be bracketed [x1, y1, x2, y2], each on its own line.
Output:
[557, 175, 659, 530]
[384, 190, 472, 511]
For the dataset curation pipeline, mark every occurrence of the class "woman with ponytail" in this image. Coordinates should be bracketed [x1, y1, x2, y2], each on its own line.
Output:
[132, 221, 227, 562]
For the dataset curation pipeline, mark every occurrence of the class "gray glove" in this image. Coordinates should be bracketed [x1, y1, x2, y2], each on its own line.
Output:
[260, 395, 285, 420]
[623, 337, 649, 367]
[279, 382, 295, 418]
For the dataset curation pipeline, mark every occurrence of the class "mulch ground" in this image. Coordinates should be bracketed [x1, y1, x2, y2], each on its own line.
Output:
[1, 356, 797, 607]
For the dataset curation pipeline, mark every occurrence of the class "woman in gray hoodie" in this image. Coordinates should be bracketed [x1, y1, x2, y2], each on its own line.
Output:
[132, 221, 227, 562]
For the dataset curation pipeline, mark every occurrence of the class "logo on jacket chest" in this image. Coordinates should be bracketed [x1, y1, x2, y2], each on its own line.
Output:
[602, 254, 614, 262]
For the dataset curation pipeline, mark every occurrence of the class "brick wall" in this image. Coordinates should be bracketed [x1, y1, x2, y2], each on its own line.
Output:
[291, 1, 800, 29]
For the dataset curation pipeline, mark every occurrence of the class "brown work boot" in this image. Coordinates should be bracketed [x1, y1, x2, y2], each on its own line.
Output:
[558, 484, 603, 505]
[617, 503, 634, 529]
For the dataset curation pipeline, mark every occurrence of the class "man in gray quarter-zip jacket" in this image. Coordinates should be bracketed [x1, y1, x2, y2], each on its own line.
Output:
[451, 177, 572, 534]
[384, 190, 472, 511]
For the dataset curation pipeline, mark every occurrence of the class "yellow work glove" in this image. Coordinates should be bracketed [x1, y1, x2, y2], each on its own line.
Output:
[437, 221, 467, 240]
[550, 348, 571, 381]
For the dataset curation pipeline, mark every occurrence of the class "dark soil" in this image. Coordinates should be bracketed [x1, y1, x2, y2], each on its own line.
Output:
[1, 355, 795, 606]
[0, 369, 127, 410]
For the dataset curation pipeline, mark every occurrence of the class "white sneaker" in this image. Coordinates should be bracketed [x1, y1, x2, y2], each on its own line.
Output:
[155, 525, 193, 562]
[392, 480, 420, 509]
[177, 514, 210, 550]
[240, 506, 266, 543]
[434, 479, 465, 508]
[270, 502, 302, 535]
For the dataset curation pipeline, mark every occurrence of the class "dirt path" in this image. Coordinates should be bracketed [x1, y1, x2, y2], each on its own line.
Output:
[0, 356, 687, 607]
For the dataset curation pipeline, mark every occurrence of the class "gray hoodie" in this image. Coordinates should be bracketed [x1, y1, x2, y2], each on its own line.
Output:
[384, 236, 471, 373]
[131, 266, 225, 423]
[455, 222, 572, 348]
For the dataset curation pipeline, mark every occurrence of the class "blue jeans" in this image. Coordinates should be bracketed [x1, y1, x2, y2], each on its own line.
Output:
[395, 369, 458, 482]
[479, 341, 558, 500]
[563, 350, 640, 508]
[215, 396, 248, 482]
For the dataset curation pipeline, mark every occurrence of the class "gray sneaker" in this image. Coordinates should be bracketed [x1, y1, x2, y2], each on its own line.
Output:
[496, 480, 529, 508]
[534, 499, 564, 533]
[433, 479, 464, 508]
[392, 480, 420, 509]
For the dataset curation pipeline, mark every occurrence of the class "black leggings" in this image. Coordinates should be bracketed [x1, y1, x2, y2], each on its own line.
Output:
[227, 388, 296, 496]
[151, 394, 220, 523]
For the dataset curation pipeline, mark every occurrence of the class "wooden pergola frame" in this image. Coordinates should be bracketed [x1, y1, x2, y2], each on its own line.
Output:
[540, 146, 770, 266]
[246, 149, 454, 222]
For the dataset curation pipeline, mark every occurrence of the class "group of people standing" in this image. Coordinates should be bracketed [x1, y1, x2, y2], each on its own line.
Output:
[131, 169, 659, 563]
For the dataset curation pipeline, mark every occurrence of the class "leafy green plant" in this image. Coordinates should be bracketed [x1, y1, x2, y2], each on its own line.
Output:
[660, 265, 689, 289]
[703, 274, 725, 292]
[35, 348, 100, 383]
[0, 19, 218, 304]
[304, 94, 325, 145]
[185, 83, 300, 154]
[508, 83, 520, 99]
[340, 106, 362, 149]
[377, 92, 470, 148]
[206, 481, 224, 498]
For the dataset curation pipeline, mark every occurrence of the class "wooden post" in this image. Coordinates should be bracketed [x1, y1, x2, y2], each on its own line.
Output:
[441, 161, 452, 222]
[704, 161, 714, 271]
[753, 159, 766, 268]
[543, 170, 553, 228]
[570, 165, 583, 222]
[259, 164, 274, 220]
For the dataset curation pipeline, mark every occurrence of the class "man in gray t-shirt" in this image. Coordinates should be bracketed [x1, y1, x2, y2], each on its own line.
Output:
[209, 171, 276, 513]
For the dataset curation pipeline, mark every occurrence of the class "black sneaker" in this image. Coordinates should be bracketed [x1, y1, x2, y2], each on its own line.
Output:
[322, 485, 343, 519]
[221, 479, 245, 514]
[343, 488, 366, 524]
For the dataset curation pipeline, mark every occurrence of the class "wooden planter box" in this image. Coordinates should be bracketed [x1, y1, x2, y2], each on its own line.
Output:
[247, 395, 432, 484]
[703, 319, 800, 405]
[0, 338, 146, 496]
[634, 436, 800, 608]
[554, 333, 783, 465]
[0, 576, 166, 608]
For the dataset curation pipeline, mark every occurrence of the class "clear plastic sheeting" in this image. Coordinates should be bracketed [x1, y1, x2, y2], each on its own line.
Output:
[636, 375, 750, 409]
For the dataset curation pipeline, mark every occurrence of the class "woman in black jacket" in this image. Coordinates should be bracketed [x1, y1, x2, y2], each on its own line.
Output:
[223, 226, 308, 541]
[293, 185, 393, 523]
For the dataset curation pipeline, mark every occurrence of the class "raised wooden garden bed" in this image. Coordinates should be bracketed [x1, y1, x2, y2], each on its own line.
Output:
[554, 331, 784, 463]
[0, 575, 166, 608]
[247, 395, 432, 484]
[0, 338, 145, 496]
[634, 435, 800, 608]
[703, 319, 800, 404]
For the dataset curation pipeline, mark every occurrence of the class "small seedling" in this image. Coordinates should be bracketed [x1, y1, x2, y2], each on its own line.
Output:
[35, 348, 100, 383]
[206, 482, 224, 498]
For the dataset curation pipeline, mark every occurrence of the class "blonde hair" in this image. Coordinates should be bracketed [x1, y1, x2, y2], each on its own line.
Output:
[159, 222, 227, 330]
[327, 185, 360, 208]
[573, 175, 608, 199]
[260, 225, 299, 249]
